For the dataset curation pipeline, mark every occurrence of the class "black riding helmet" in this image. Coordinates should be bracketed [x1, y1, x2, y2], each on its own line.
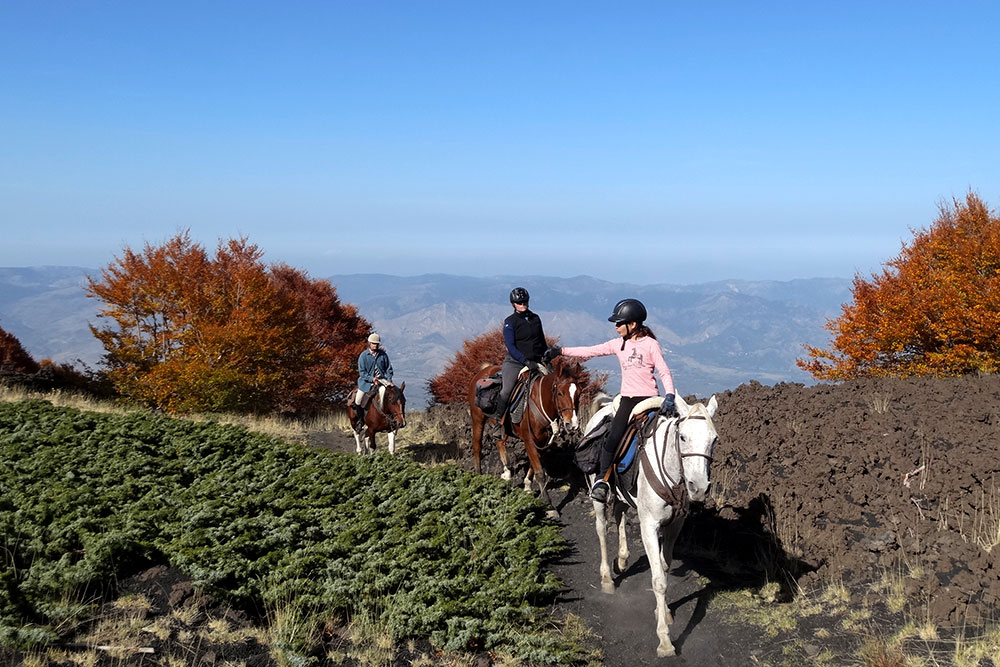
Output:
[510, 287, 530, 304]
[608, 298, 647, 325]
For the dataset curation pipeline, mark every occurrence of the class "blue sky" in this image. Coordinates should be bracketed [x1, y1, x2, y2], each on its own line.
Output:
[2, 2, 998, 284]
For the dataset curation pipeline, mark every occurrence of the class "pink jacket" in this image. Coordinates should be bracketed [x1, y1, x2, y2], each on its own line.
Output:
[562, 336, 675, 398]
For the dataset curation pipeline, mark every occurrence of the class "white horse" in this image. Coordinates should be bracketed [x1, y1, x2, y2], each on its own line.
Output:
[583, 392, 719, 657]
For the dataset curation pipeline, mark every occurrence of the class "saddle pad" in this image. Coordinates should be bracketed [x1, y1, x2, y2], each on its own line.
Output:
[616, 430, 640, 473]
[615, 408, 659, 473]
[610, 394, 664, 419]
[510, 381, 528, 424]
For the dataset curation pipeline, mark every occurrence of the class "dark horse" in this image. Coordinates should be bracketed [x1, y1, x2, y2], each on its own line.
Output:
[468, 364, 581, 514]
[346, 380, 406, 455]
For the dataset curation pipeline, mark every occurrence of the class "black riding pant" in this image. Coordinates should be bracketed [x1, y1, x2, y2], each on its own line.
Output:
[600, 396, 647, 473]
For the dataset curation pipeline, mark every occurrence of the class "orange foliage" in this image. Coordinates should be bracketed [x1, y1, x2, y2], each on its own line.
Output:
[428, 325, 607, 405]
[0, 325, 39, 374]
[799, 192, 1000, 379]
[271, 264, 370, 413]
[87, 231, 370, 414]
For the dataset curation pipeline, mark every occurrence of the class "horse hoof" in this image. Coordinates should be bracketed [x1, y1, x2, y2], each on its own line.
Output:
[601, 581, 615, 595]
[545, 509, 560, 520]
[500, 469, 511, 482]
[657, 643, 676, 658]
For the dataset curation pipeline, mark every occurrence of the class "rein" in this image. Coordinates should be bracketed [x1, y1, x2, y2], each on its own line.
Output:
[527, 375, 562, 448]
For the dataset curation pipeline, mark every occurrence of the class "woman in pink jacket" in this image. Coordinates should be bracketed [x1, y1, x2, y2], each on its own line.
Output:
[544, 298, 676, 503]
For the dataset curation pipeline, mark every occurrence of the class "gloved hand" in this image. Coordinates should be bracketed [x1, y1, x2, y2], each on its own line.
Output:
[659, 393, 677, 417]
[525, 361, 542, 374]
[542, 345, 562, 362]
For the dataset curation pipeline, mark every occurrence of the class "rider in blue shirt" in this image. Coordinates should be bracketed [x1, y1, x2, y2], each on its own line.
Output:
[354, 332, 393, 431]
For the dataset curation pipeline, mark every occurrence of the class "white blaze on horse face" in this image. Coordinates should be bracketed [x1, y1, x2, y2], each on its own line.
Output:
[569, 383, 579, 429]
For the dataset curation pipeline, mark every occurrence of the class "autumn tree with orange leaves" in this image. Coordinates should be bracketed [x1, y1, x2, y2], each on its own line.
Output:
[799, 192, 1000, 379]
[87, 232, 370, 414]
[428, 325, 606, 405]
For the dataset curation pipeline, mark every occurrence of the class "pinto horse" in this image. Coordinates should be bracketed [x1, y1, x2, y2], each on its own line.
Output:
[468, 363, 581, 513]
[346, 380, 406, 455]
[582, 392, 718, 657]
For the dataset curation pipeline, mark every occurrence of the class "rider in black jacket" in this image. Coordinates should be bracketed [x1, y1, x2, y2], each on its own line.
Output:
[496, 287, 547, 420]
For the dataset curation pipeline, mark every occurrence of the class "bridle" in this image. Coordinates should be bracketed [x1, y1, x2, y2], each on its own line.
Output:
[527, 374, 579, 447]
[637, 409, 715, 516]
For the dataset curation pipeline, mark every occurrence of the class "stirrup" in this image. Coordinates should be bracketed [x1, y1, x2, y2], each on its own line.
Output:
[590, 480, 610, 503]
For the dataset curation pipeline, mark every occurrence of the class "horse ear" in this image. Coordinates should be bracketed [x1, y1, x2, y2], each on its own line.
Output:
[674, 393, 691, 416]
[399, 381, 405, 393]
[706, 395, 718, 418]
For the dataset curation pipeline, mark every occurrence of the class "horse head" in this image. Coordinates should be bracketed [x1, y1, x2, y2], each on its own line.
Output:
[671, 394, 718, 501]
[378, 381, 406, 431]
[552, 364, 581, 431]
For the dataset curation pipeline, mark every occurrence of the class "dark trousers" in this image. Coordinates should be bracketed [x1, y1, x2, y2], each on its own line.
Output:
[497, 358, 523, 415]
[599, 396, 647, 474]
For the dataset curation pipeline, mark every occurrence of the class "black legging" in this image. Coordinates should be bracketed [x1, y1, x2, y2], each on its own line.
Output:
[599, 395, 648, 474]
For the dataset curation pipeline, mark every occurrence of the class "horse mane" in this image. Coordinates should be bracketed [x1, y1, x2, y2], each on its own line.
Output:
[591, 392, 612, 413]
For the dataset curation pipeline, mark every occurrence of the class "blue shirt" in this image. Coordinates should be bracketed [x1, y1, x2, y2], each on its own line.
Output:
[358, 348, 393, 391]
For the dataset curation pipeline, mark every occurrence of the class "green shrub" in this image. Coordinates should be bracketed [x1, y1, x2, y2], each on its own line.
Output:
[0, 400, 578, 661]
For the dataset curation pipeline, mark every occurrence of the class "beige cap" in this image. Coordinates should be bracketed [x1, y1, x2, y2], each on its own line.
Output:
[367, 333, 381, 344]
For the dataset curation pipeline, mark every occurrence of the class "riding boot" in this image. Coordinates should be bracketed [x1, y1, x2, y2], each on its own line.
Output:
[590, 440, 616, 503]
[493, 396, 509, 421]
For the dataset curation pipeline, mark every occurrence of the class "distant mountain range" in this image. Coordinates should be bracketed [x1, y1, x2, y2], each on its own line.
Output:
[0, 266, 852, 407]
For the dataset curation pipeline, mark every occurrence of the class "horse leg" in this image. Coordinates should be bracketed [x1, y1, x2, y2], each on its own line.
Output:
[387, 430, 396, 455]
[658, 517, 684, 626]
[353, 429, 363, 455]
[592, 480, 615, 594]
[471, 409, 485, 474]
[613, 504, 630, 576]
[496, 432, 512, 481]
[523, 436, 557, 516]
[639, 509, 676, 657]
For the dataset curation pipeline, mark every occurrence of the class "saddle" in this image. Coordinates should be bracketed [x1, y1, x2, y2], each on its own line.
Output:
[478, 367, 542, 427]
[606, 396, 664, 505]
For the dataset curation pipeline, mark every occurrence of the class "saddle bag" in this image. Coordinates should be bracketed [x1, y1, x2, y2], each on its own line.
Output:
[475, 374, 502, 413]
[575, 413, 611, 474]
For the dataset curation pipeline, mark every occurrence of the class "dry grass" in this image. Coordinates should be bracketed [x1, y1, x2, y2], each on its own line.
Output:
[263, 595, 323, 667]
[0, 384, 132, 416]
[708, 465, 739, 508]
[971, 482, 1000, 552]
[858, 634, 909, 667]
[867, 391, 892, 415]
[935, 481, 1000, 554]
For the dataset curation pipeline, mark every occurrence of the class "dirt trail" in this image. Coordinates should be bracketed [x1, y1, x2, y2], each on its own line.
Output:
[315, 419, 769, 665]
[383, 374, 1000, 662]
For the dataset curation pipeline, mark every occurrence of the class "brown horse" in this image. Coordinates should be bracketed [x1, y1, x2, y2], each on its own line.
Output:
[347, 380, 406, 455]
[468, 363, 581, 513]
